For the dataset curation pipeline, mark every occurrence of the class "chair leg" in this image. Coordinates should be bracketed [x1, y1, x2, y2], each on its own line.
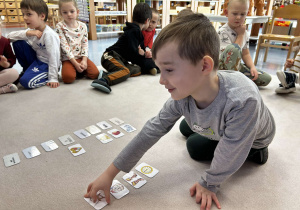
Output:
[263, 45, 269, 62]
[254, 37, 262, 65]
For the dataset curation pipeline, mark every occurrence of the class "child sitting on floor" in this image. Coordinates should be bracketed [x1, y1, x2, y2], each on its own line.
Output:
[0, 22, 19, 94]
[218, 0, 271, 86]
[275, 50, 300, 94]
[56, 0, 99, 84]
[7, 0, 60, 89]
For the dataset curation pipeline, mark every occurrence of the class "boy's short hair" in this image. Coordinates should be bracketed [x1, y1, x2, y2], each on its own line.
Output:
[152, 13, 220, 69]
[228, 0, 249, 9]
[58, 0, 78, 10]
[177, 8, 193, 18]
[21, 0, 48, 22]
[132, 3, 152, 24]
[151, 8, 159, 16]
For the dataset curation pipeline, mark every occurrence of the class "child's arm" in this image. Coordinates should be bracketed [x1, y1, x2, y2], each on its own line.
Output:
[79, 23, 89, 70]
[2, 38, 16, 68]
[7, 30, 29, 41]
[242, 48, 258, 80]
[0, 56, 11, 68]
[44, 30, 60, 88]
[234, 24, 246, 48]
[285, 58, 294, 68]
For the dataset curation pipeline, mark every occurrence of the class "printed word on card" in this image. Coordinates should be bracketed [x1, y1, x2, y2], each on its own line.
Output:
[74, 129, 91, 139]
[41, 140, 58, 152]
[3, 153, 20, 167]
[109, 117, 124, 125]
[22, 146, 41, 159]
[58, 134, 75, 146]
[96, 121, 112, 130]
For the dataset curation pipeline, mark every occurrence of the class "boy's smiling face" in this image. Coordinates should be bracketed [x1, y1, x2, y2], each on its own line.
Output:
[226, 1, 248, 29]
[155, 41, 206, 101]
[21, 8, 45, 30]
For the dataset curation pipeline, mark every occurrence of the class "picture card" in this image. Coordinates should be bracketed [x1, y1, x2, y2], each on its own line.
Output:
[135, 162, 159, 178]
[68, 144, 86, 157]
[109, 117, 124, 125]
[96, 121, 112, 130]
[41, 140, 58, 152]
[86, 125, 101, 135]
[120, 124, 136, 133]
[122, 171, 147, 189]
[22, 146, 41, 159]
[107, 129, 124, 138]
[58, 134, 75, 146]
[96, 133, 113, 144]
[110, 180, 129, 199]
[3, 153, 20, 167]
[84, 190, 108, 210]
[74, 129, 91, 139]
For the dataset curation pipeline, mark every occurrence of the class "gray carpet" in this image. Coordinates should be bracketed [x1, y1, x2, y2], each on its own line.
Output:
[1, 73, 300, 210]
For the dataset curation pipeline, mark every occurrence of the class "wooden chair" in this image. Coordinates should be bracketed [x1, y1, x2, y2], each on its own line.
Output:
[254, 4, 300, 69]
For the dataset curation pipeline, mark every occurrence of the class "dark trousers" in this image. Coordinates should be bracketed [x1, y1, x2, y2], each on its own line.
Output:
[101, 51, 142, 86]
[179, 118, 266, 161]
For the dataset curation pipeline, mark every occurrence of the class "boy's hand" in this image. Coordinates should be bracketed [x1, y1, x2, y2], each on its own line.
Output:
[26, 30, 43, 39]
[74, 61, 84, 73]
[138, 45, 145, 56]
[0, 55, 10, 68]
[250, 67, 259, 81]
[47, 82, 59, 88]
[190, 182, 221, 210]
[285, 58, 294, 68]
[145, 51, 152, 58]
[234, 24, 246, 36]
[84, 172, 113, 204]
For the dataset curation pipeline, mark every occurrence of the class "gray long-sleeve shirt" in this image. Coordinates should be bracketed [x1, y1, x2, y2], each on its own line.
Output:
[114, 71, 275, 193]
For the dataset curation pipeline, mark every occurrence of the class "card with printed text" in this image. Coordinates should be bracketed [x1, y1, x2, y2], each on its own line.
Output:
[109, 117, 124, 125]
[96, 121, 112, 130]
[22, 146, 41, 159]
[3, 153, 20, 167]
[74, 129, 91, 139]
[41, 140, 58, 152]
[58, 134, 75, 146]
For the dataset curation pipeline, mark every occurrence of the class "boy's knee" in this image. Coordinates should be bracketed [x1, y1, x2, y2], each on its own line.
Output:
[186, 139, 206, 161]
[255, 72, 272, 86]
[179, 119, 194, 137]
[62, 75, 76, 84]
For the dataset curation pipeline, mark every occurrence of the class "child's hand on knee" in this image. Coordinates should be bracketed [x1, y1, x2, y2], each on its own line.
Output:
[74, 61, 84, 73]
[250, 67, 259, 81]
[285, 59, 294, 68]
[80, 60, 87, 70]
[0, 55, 10, 68]
[190, 182, 221, 210]
[47, 82, 59, 88]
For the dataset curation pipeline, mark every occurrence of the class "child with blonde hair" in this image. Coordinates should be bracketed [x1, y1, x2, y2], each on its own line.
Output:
[0, 22, 19, 94]
[56, 0, 99, 84]
[218, 0, 271, 86]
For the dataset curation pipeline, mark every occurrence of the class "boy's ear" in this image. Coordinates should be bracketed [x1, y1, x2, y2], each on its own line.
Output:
[224, 9, 228, 16]
[201, 56, 214, 74]
[144, 18, 150, 25]
[40, 13, 46, 21]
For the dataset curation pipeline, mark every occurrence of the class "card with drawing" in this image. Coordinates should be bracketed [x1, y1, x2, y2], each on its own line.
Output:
[96, 121, 112, 130]
[22, 146, 41, 159]
[84, 190, 108, 210]
[122, 171, 147, 189]
[3, 153, 20, 167]
[41, 140, 58, 152]
[110, 180, 129, 199]
[58, 134, 75, 146]
[68, 144, 86, 157]
[96, 133, 113, 144]
[107, 129, 124, 138]
[109, 117, 124, 125]
[120, 124, 136, 133]
[86, 125, 101, 135]
[135, 162, 159, 178]
[74, 129, 91, 139]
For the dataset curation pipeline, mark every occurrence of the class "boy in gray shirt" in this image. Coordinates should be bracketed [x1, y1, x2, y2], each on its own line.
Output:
[85, 13, 275, 210]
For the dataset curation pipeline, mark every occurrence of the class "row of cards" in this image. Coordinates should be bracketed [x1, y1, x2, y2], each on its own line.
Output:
[3, 118, 136, 167]
[85, 162, 159, 210]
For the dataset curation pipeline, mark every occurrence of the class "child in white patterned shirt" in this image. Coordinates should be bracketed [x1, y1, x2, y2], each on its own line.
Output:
[56, 0, 99, 84]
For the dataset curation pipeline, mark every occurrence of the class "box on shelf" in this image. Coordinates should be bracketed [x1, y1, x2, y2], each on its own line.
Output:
[198, 6, 211, 14]
[101, 24, 113, 32]
[96, 24, 102, 32]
